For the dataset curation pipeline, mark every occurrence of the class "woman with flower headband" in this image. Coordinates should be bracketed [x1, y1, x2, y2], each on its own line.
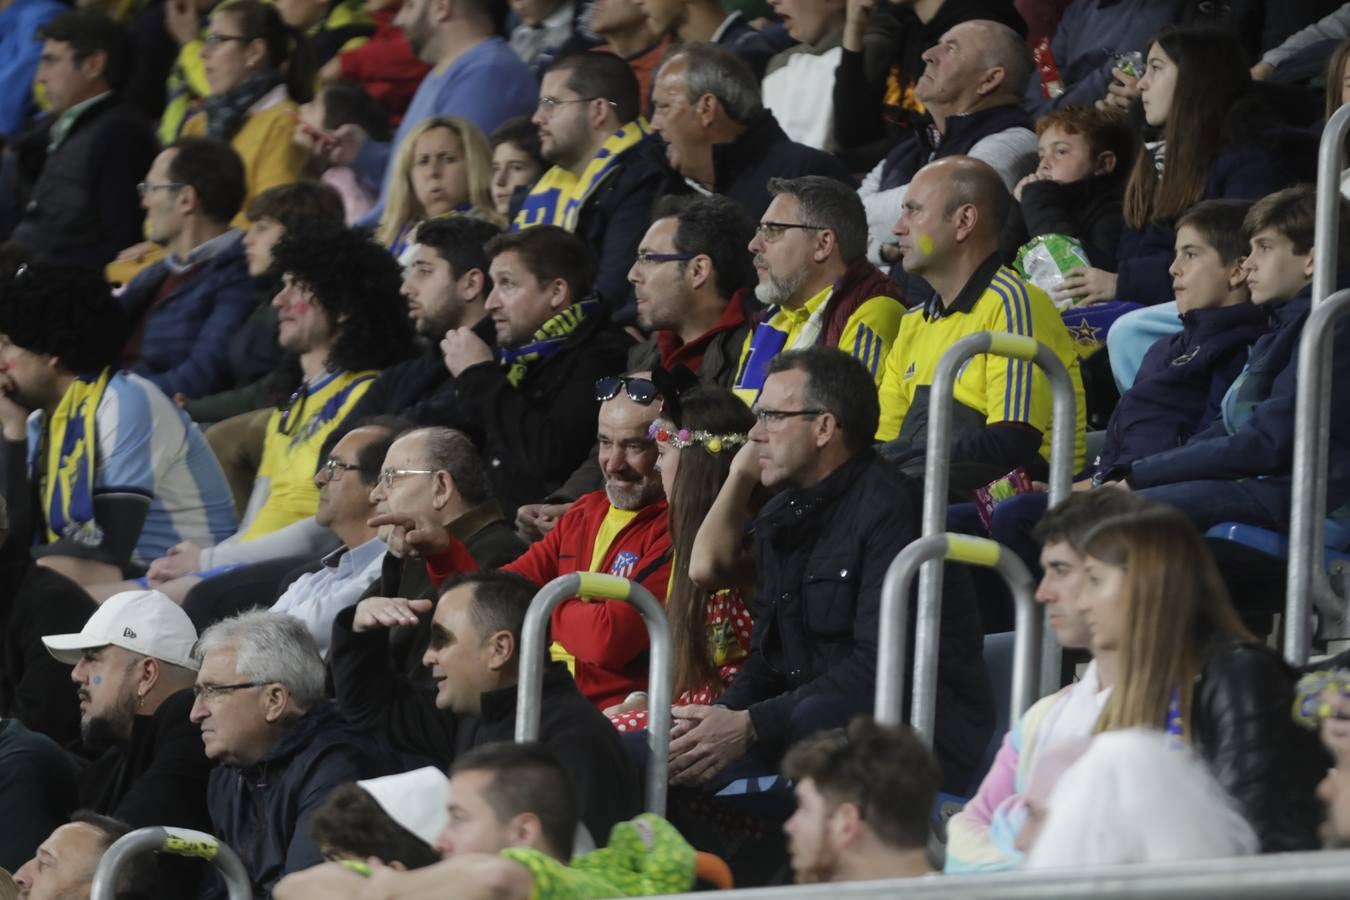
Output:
[605, 387, 757, 733]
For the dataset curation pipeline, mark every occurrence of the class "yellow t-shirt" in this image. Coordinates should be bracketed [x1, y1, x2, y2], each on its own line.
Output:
[875, 264, 1086, 470]
[731, 283, 903, 405]
[239, 370, 376, 542]
[181, 98, 308, 229]
[550, 506, 639, 672]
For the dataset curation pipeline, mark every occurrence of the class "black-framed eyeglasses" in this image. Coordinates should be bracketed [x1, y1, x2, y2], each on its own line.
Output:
[137, 180, 185, 198]
[754, 221, 826, 243]
[536, 95, 618, 115]
[634, 250, 696, 267]
[751, 407, 825, 426]
[318, 457, 361, 483]
[192, 681, 264, 701]
[596, 375, 660, 404]
[203, 32, 253, 49]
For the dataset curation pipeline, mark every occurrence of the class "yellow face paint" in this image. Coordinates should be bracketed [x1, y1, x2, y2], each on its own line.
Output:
[918, 234, 934, 256]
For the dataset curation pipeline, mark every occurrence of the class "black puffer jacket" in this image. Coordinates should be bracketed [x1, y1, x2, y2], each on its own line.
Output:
[1192, 640, 1327, 852]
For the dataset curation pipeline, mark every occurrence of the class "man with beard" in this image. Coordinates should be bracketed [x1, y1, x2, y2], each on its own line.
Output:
[439, 226, 633, 520]
[498, 375, 671, 709]
[329, 0, 537, 226]
[731, 175, 904, 405]
[41, 590, 213, 835]
[781, 717, 940, 884]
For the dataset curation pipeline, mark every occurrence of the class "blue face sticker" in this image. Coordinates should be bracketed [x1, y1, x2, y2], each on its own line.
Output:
[92, 675, 102, 685]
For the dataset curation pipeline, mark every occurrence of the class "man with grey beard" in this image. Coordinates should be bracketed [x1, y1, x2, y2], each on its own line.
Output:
[730, 175, 905, 405]
[498, 374, 673, 710]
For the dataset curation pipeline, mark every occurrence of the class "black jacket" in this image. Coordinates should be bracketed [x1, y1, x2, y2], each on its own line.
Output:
[10, 95, 158, 268]
[0, 719, 77, 872]
[574, 136, 671, 323]
[717, 453, 991, 784]
[454, 309, 634, 519]
[1193, 641, 1326, 852]
[712, 111, 855, 222]
[329, 605, 642, 844]
[0, 541, 96, 745]
[205, 700, 386, 899]
[1014, 171, 1127, 270]
[831, 0, 1027, 169]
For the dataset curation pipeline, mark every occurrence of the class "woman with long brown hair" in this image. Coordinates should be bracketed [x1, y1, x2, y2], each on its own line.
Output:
[606, 387, 756, 733]
[1074, 504, 1325, 852]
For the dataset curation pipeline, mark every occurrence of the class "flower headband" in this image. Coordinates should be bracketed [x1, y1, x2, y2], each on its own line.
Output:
[648, 419, 748, 454]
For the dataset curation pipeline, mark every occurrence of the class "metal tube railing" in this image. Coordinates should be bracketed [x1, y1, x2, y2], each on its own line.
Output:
[516, 572, 672, 815]
[1314, 103, 1350, 305]
[922, 332, 1076, 698]
[1285, 289, 1350, 663]
[663, 849, 1350, 899]
[92, 827, 251, 900]
[876, 533, 1040, 743]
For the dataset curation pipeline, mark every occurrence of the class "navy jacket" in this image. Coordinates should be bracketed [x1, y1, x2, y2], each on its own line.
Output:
[1097, 302, 1268, 477]
[1130, 284, 1350, 514]
[118, 233, 259, 398]
[204, 700, 386, 899]
[712, 111, 855, 223]
[1116, 130, 1316, 307]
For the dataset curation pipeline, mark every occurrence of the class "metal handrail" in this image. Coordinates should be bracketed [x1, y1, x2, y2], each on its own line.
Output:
[1284, 289, 1350, 663]
[921, 332, 1076, 698]
[664, 849, 1350, 899]
[876, 533, 1040, 743]
[1314, 103, 1350, 305]
[91, 827, 251, 900]
[516, 572, 672, 815]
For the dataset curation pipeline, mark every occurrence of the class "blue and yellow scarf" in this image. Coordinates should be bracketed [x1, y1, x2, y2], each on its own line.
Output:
[499, 301, 596, 386]
[512, 120, 652, 232]
[41, 368, 112, 547]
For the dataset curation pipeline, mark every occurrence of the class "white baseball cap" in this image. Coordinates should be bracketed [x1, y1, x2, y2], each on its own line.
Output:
[357, 767, 450, 848]
[42, 589, 200, 671]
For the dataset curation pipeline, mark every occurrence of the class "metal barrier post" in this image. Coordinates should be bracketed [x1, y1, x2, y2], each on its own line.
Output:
[921, 332, 1076, 699]
[877, 533, 1040, 743]
[92, 827, 250, 900]
[1285, 290, 1350, 663]
[517, 572, 672, 815]
[1314, 104, 1350, 305]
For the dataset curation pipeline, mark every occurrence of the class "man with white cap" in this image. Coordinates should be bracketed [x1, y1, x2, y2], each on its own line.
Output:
[42, 590, 214, 839]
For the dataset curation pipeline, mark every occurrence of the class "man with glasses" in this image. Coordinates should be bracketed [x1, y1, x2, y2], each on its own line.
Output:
[41, 590, 213, 842]
[9, 11, 157, 268]
[190, 609, 386, 898]
[731, 176, 903, 405]
[681, 347, 990, 793]
[115, 136, 256, 400]
[514, 52, 670, 322]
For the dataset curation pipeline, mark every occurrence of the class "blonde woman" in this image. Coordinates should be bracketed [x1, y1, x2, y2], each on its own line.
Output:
[376, 116, 504, 255]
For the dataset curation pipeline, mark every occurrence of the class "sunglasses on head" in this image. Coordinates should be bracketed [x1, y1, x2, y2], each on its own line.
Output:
[595, 375, 660, 404]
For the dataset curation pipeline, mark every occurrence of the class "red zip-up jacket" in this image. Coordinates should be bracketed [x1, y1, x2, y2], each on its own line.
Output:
[504, 491, 672, 709]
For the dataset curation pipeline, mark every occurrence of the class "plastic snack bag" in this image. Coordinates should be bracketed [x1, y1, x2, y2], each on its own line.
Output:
[1015, 234, 1091, 309]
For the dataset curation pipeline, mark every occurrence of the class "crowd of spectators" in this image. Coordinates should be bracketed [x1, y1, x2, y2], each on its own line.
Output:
[4, 0, 1350, 896]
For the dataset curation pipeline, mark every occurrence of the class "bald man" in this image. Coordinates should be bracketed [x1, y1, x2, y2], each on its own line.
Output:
[874, 156, 1086, 499]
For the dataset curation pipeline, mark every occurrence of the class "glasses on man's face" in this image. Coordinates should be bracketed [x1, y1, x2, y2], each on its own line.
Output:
[595, 374, 660, 404]
[192, 681, 264, 702]
[633, 250, 696, 268]
[318, 457, 361, 483]
[536, 95, 617, 116]
[202, 32, 252, 49]
[377, 468, 436, 489]
[136, 180, 185, 198]
[751, 406, 824, 427]
[754, 221, 826, 243]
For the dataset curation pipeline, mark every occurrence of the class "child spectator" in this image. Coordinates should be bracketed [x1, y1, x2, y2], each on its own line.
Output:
[489, 116, 546, 220]
[1124, 186, 1350, 532]
[294, 80, 393, 224]
[1012, 105, 1134, 270]
[375, 116, 504, 256]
